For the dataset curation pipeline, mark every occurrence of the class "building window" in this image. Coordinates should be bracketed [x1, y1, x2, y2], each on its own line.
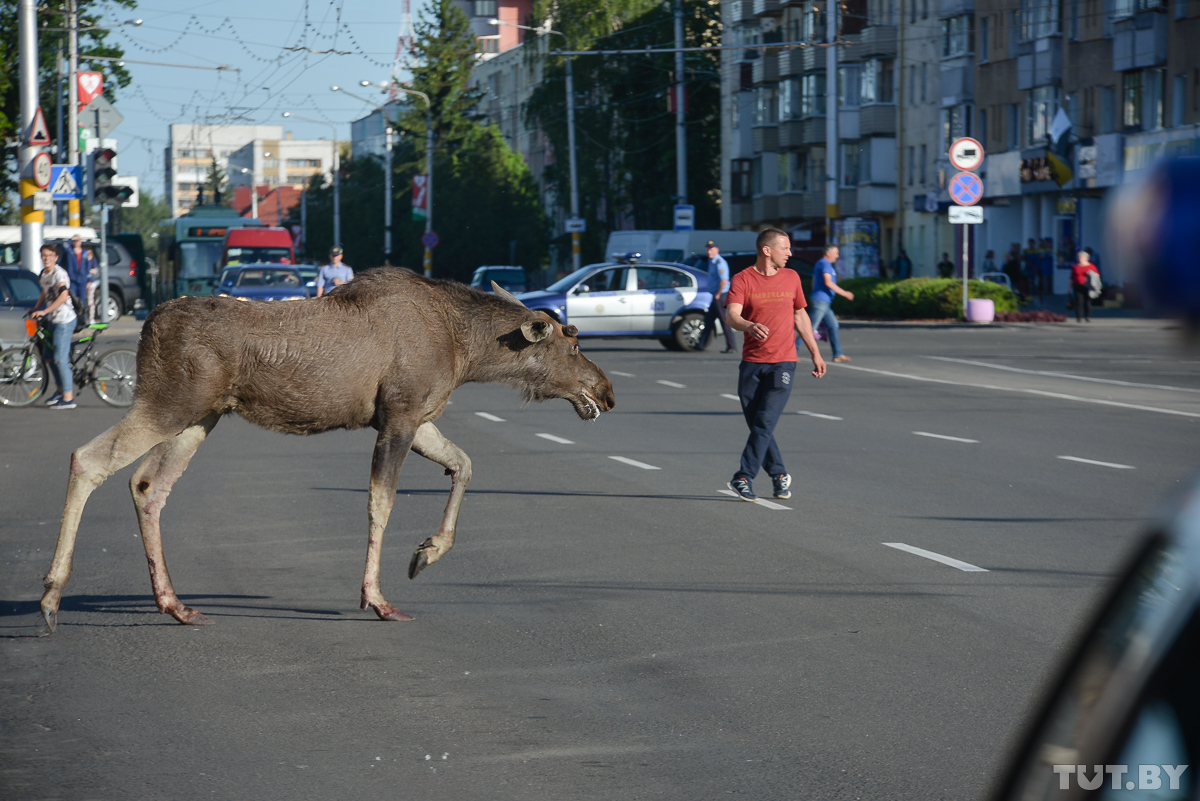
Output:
[839, 65, 861, 108]
[920, 144, 927, 185]
[979, 17, 990, 61]
[978, 107, 988, 147]
[731, 159, 753, 202]
[801, 2, 825, 41]
[942, 104, 974, 152]
[1100, 86, 1116, 134]
[801, 72, 827, 117]
[1019, 0, 1060, 39]
[756, 85, 779, 124]
[1123, 69, 1164, 131]
[751, 157, 763, 196]
[942, 15, 973, 57]
[1027, 86, 1059, 144]
[1172, 74, 1186, 127]
[920, 63, 927, 102]
[922, 0, 928, 18]
[286, 159, 320, 168]
[840, 141, 861, 187]
[778, 151, 809, 191]
[1176, 0, 1188, 19]
[473, 0, 496, 17]
[477, 36, 499, 53]
[907, 146, 915, 184]
[861, 59, 894, 104]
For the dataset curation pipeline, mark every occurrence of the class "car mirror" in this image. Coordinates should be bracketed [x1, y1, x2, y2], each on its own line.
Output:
[990, 476, 1200, 801]
[574, 284, 590, 294]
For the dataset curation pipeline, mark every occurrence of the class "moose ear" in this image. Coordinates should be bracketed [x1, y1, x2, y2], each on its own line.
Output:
[563, 324, 579, 337]
[520, 319, 553, 343]
[492, 282, 527, 307]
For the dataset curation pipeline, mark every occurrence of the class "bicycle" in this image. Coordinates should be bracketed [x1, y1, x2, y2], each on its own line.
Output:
[0, 317, 137, 407]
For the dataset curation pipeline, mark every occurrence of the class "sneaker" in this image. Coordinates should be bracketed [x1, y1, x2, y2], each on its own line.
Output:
[727, 477, 757, 502]
[48, 398, 76, 410]
[772, 473, 792, 499]
[832, 355, 852, 363]
[43, 392, 63, 406]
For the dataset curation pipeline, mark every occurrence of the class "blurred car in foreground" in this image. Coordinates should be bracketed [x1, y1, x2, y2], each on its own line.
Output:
[0, 268, 42, 349]
[471, 266, 529, 294]
[213, 264, 307, 302]
[516, 255, 713, 350]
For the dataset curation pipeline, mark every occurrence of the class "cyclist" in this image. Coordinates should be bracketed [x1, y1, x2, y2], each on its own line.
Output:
[30, 243, 78, 409]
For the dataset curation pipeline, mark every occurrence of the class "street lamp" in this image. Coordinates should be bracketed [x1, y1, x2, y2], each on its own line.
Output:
[491, 19, 580, 272]
[364, 80, 434, 278]
[333, 85, 395, 265]
[282, 112, 340, 249]
[239, 167, 257, 219]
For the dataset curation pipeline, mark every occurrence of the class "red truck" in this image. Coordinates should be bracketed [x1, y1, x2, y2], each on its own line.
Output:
[220, 227, 294, 268]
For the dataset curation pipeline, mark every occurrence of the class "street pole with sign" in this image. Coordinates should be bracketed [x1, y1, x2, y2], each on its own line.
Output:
[948, 136, 985, 319]
[18, 0, 45, 273]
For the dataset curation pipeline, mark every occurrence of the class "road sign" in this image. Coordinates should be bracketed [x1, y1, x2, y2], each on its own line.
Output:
[565, 217, 586, 233]
[949, 171, 984, 206]
[673, 204, 695, 231]
[50, 165, 82, 199]
[948, 137, 984, 172]
[422, 230, 439, 249]
[32, 152, 52, 188]
[21, 191, 53, 211]
[948, 206, 983, 225]
[77, 72, 104, 110]
[28, 106, 51, 146]
[83, 96, 123, 139]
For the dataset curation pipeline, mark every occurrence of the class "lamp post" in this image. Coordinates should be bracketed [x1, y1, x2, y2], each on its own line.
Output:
[491, 19, 580, 272]
[365, 80, 433, 277]
[282, 112, 339, 248]
[333, 85, 394, 265]
[239, 167, 257, 219]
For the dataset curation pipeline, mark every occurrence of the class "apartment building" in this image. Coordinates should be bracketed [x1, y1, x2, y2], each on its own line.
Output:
[456, 0, 533, 54]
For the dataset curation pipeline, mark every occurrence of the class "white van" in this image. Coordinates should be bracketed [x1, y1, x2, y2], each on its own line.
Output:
[604, 230, 670, 262]
[0, 225, 100, 268]
[653, 230, 760, 265]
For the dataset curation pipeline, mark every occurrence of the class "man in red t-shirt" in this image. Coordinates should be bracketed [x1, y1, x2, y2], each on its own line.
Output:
[723, 228, 827, 501]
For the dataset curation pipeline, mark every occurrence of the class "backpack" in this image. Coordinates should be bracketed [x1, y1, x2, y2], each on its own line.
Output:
[53, 285, 87, 332]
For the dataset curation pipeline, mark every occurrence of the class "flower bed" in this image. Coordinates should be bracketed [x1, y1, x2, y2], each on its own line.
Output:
[829, 277, 1019, 320]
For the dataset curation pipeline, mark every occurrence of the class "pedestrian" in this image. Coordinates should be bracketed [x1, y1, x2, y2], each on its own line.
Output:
[316, 247, 353, 298]
[63, 235, 98, 323]
[1070, 249, 1100, 322]
[30, 243, 78, 409]
[982, 249, 998, 274]
[806, 243, 854, 364]
[1023, 238, 1041, 299]
[937, 252, 954, 278]
[697, 239, 737, 353]
[724, 227, 827, 502]
[894, 248, 912, 280]
[1003, 243, 1027, 299]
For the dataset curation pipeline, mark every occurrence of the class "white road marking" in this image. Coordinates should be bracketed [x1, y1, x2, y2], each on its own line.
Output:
[609, 456, 661, 470]
[834, 363, 1200, 419]
[798, 411, 843, 420]
[610, 371, 636, 378]
[721, 393, 740, 401]
[475, 412, 506, 422]
[1057, 455, 1136, 470]
[718, 489, 791, 511]
[922, 356, 1200, 395]
[913, 431, 979, 443]
[657, 380, 687, 389]
[883, 542, 988, 572]
[536, 433, 575, 445]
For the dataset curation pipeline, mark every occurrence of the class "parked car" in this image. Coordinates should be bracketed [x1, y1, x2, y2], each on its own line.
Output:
[0, 268, 42, 349]
[470, 266, 530, 294]
[516, 255, 713, 351]
[213, 264, 308, 302]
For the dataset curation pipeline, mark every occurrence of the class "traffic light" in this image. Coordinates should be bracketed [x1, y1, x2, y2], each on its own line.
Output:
[89, 146, 134, 205]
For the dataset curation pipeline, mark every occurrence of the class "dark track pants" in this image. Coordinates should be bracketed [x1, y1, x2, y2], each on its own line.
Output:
[735, 360, 796, 482]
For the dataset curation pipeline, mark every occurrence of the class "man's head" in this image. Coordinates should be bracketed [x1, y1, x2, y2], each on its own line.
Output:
[329, 246, 343, 264]
[70, 235, 82, 249]
[824, 243, 840, 263]
[39, 243, 58, 268]
[756, 227, 790, 270]
[1077, 249, 1091, 264]
[705, 240, 719, 259]
[1028, 238, 1036, 247]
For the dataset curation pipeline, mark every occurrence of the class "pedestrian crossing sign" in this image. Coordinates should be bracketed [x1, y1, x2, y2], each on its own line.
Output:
[50, 165, 82, 200]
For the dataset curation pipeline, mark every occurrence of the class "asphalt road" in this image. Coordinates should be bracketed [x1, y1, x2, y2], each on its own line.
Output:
[2, 314, 1199, 800]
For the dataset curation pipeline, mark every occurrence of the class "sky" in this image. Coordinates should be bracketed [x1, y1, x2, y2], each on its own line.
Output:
[85, 0, 430, 200]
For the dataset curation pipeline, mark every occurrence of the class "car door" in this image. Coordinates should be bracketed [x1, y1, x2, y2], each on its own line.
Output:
[565, 267, 631, 334]
[0, 271, 41, 349]
[629, 266, 698, 333]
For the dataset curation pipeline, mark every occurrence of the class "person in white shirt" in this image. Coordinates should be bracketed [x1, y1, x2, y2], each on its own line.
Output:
[31, 244, 79, 409]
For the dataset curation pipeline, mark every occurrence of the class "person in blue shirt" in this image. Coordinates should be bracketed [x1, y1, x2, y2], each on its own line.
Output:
[63, 235, 98, 323]
[316, 247, 354, 297]
[698, 240, 736, 352]
[806, 243, 855, 363]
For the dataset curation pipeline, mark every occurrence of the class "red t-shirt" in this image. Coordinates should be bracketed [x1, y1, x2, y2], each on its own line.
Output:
[726, 266, 807, 363]
[1071, 263, 1098, 286]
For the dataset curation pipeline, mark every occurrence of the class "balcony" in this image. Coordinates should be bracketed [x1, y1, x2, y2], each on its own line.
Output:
[1016, 35, 1062, 90]
[731, 200, 755, 226]
[857, 25, 897, 59]
[857, 184, 897, 214]
[753, 194, 781, 220]
[779, 120, 805, 148]
[939, 0, 974, 19]
[778, 48, 804, 77]
[1112, 12, 1167, 72]
[753, 125, 780, 152]
[940, 65, 974, 105]
[728, 0, 754, 24]
[801, 117, 827, 146]
[753, 0, 781, 17]
[779, 192, 827, 219]
[837, 189, 858, 216]
[858, 105, 896, 136]
[753, 53, 780, 84]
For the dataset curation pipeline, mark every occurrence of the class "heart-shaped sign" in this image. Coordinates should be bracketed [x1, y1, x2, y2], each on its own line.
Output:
[78, 72, 103, 109]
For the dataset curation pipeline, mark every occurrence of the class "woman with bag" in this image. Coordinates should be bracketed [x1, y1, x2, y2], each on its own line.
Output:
[1070, 250, 1100, 323]
[30, 243, 78, 409]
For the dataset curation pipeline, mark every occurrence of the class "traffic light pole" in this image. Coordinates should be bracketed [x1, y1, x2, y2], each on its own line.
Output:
[67, 0, 80, 226]
[19, 0, 44, 274]
[99, 205, 109, 323]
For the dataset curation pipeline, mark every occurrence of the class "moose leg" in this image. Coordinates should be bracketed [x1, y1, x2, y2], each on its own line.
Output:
[408, 422, 472, 579]
[41, 407, 181, 631]
[129, 412, 220, 625]
[360, 424, 418, 621]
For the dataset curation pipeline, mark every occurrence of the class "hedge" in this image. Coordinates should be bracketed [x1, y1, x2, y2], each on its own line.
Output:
[826, 277, 1019, 320]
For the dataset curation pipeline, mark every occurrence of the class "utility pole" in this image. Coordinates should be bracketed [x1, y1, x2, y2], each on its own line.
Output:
[825, 0, 839, 245]
[55, 43, 64, 225]
[674, 0, 687, 206]
[67, 0, 80, 226]
[565, 52, 581, 271]
[18, 0, 44, 273]
[384, 126, 393, 264]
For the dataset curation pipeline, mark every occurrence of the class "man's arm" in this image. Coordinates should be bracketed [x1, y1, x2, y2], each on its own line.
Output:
[794, 308, 827, 378]
[823, 272, 854, 301]
[726, 302, 769, 341]
[315, 268, 326, 297]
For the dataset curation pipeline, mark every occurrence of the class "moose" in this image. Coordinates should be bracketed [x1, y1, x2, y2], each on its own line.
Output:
[39, 268, 615, 632]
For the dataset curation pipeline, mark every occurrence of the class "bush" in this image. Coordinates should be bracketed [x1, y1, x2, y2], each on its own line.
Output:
[828, 277, 1019, 320]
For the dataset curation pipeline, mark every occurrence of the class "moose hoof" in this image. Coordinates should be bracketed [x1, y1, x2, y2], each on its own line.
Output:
[40, 602, 58, 633]
[408, 538, 439, 580]
[371, 603, 414, 622]
[170, 606, 213, 626]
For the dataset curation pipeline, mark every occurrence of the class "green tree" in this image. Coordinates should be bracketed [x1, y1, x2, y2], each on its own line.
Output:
[524, 0, 722, 263]
[0, 1, 134, 219]
[115, 189, 172, 250]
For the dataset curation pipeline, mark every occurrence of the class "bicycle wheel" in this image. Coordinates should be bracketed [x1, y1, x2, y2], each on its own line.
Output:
[91, 348, 138, 407]
[0, 347, 48, 407]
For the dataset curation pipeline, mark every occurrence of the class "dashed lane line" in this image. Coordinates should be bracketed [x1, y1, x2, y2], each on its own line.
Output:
[718, 489, 791, 511]
[922, 356, 1200, 395]
[798, 411, 843, 420]
[657, 380, 687, 389]
[913, 431, 979, 444]
[610, 371, 636, 378]
[475, 412, 506, 422]
[608, 456, 662, 470]
[721, 393, 740, 401]
[883, 542, 988, 572]
[536, 433, 575, 445]
[1057, 455, 1136, 470]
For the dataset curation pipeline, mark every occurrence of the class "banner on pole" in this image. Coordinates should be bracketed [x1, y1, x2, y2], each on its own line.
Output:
[412, 174, 428, 220]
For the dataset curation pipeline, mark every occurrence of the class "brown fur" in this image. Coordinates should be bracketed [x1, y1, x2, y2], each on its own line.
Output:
[40, 268, 615, 630]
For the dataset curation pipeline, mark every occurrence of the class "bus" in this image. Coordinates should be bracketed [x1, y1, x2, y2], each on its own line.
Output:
[155, 206, 263, 306]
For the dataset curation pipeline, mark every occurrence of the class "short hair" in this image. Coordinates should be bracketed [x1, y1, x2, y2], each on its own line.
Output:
[39, 243, 58, 255]
[824, 243, 839, 254]
[756, 227, 788, 251]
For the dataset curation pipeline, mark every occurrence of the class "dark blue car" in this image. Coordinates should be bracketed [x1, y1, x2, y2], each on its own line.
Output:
[515, 255, 714, 351]
[213, 264, 308, 303]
